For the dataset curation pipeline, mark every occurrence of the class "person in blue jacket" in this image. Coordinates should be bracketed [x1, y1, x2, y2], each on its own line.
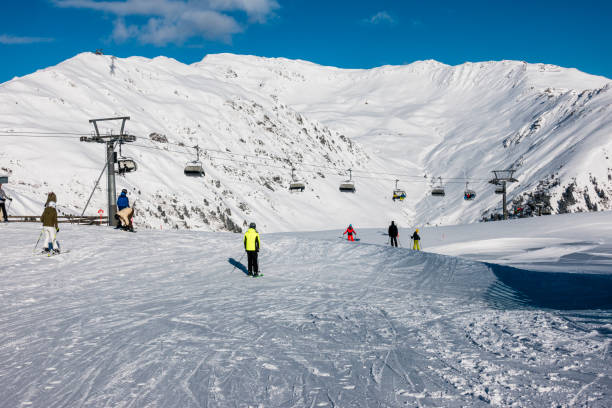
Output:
[115, 189, 130, 229]
[117, 189, 129, 211]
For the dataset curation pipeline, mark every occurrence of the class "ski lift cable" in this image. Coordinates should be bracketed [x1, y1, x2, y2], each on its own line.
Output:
[0, 131, 500, 181]
[0, 134, 85, 139]
[127, 141, 492, 184]
[0, 131, 487, 181]
[0, 130, 91, 135]
[154, 138, 491, 181]
[0, 133, 495, 184]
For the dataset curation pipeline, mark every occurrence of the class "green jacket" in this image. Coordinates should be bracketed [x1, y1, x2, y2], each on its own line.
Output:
[244, 228, 260, 252]
[41, 206, 58, 228]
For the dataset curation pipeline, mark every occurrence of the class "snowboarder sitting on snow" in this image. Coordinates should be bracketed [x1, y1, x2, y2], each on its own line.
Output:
[41, 201, 59, 253]
[343, 224, 357, 241]
[411, 229, 421, 251]
[0, 183, 12, 222]
[244, 222, 261, 277]
[117, 189, 129, 211]
[388, 221, 399, 247]
[45, 191, 57, 207]
[114, 207, 134, 232]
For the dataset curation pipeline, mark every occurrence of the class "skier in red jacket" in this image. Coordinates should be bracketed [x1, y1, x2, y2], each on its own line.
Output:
[343, 224, 357, 241]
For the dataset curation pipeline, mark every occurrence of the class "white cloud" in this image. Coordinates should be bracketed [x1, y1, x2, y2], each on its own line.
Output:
[53, 0, 278, 45]
[365, 11, 396, 26]
[0, 34, 54, 44]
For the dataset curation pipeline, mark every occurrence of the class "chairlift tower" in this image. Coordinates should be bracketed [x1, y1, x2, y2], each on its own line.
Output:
[489, 169, 518, 220]
[80, 116, 136, 226]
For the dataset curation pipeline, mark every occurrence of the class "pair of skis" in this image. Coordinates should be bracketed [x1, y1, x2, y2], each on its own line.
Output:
[33, 229, 66, 256]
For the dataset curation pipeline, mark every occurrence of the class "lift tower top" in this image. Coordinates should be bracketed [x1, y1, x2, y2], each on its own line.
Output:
[489, 169, 518, 220]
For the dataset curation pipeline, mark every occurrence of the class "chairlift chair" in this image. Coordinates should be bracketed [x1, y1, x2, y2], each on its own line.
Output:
[288, 167, 305, 192]
[117, 157, 138, 174]
[431, 177, 445, 197]
[184, 161, 205, 177]
[289, 182, 305, 192]
[116, 142, 137, 175]
[184, 145, 205, 177]
[463, 182, 476, 200]
[339, 168, 356, 193]
[392, 179, 406, 201]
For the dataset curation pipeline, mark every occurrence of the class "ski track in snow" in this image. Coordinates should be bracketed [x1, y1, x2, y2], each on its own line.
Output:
[0, 223, 611, 407]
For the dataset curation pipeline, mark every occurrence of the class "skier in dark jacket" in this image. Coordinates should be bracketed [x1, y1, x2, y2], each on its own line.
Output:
[117, 189, 129, 211]
[343, 224, 357, 241]
[388, 221, 399, 247]
[244, 222, 261, 276]
[411, 229, 421, 251]
[0, 183, 12, 222]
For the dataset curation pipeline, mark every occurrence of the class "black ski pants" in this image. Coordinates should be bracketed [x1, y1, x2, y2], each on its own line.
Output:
[247, 251, 259, 274]
[0, 202, 6, 221]
[390, 236, 398, 247]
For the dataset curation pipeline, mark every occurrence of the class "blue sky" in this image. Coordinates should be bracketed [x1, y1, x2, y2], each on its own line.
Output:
[1, 0, 611, 83]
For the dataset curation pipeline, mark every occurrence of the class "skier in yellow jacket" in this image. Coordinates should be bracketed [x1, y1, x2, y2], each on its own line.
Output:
[243, 222, 261, 277]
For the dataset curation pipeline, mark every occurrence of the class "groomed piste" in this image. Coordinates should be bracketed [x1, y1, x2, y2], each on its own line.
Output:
[1, 213, 611, 407]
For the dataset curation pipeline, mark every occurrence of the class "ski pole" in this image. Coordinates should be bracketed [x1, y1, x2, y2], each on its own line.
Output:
[33, 229, 43, 253]
[232, 252, 246, 273]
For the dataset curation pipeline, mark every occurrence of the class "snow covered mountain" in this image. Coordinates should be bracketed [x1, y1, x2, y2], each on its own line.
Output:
[1, 53, 611, 231]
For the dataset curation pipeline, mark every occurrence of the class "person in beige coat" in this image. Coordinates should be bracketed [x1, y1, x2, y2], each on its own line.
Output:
[115, 207, 134, 232]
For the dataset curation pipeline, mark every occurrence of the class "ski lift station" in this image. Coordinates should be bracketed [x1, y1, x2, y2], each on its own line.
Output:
[392, 179, 406, 201]
[339, 169, 356, 193]
[184, 145, 205, 177]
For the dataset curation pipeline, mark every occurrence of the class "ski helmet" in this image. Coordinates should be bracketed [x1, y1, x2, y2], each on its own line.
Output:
[249, 222, 256, 228]
[121, 188, 128, 194]
[349, 224, 352, 227]
[415, 229, 419, 233]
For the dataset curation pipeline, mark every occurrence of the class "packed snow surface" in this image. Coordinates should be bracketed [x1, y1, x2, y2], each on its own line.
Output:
[1, 211, 611, 407]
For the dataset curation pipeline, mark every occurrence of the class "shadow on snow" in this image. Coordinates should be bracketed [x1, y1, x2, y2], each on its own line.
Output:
[485, 263, 612, 310]
[228, 257, 249, 275]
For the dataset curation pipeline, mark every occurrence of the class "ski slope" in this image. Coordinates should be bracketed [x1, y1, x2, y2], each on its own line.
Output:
[1, 213, 610, 407]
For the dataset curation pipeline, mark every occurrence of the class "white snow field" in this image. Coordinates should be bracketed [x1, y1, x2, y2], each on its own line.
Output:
[1, 213, 611, 407]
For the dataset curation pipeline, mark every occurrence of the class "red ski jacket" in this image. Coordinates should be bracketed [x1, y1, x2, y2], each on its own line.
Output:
[343, 227, 356, 236]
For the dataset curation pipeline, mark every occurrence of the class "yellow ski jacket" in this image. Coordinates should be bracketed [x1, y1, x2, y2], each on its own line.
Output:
[244, 228, 260, 252]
